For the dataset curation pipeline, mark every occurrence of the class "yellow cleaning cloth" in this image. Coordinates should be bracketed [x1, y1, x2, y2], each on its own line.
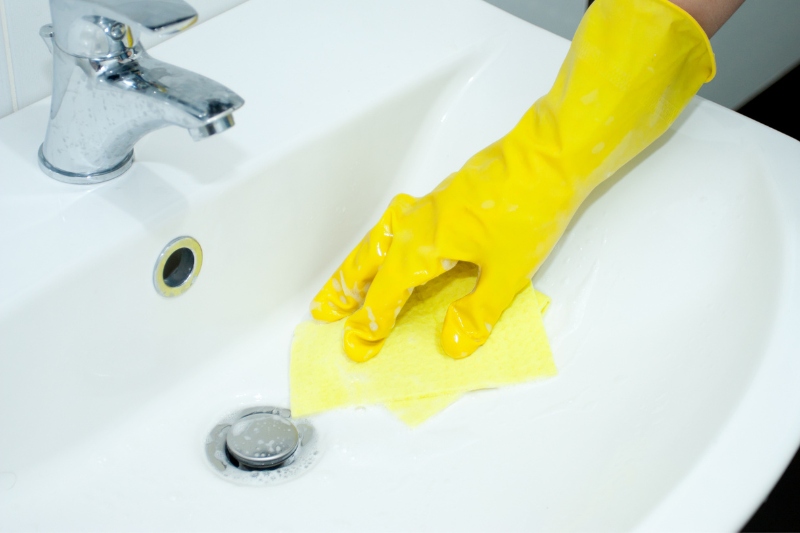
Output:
[290, 262, 556, 425]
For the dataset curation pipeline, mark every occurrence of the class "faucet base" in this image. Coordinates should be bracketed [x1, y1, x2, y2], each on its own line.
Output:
[38, 145, 134, 184]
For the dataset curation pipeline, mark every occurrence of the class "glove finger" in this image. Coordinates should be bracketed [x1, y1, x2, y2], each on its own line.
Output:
[342, 250, 447, 362]
[310, 195, 413, 321]
[441, 267, 529, 359]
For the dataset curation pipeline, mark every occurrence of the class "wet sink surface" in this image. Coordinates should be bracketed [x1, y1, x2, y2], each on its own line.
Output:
[2, 1, 800, 531]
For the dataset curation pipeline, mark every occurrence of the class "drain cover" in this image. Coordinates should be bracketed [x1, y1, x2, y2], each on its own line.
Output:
[226, 412, 299, 469]
[206, 406, 320, 486]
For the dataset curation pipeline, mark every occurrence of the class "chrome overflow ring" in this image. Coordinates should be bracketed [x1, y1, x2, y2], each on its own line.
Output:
[205, 406, 320, 486]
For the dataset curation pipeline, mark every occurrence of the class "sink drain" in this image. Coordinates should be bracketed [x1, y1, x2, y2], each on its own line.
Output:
[205, 406, 320, 485]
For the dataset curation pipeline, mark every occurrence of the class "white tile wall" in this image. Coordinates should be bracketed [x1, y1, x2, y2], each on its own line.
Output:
[0, 2, 14, 117]
[0, 0, 247, 120]
[3, 0, 50, 112]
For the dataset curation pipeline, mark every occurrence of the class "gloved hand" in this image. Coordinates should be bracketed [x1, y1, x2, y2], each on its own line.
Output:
[311, 0, 715, 362]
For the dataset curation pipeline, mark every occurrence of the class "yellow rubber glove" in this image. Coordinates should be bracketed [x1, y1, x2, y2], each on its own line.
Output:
[311, 0, 715, 362]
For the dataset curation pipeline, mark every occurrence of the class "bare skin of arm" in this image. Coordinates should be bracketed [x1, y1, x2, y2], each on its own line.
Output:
[670, 0, 745, 37]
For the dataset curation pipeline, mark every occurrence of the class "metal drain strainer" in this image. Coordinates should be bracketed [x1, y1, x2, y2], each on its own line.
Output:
[206, 406, 320, 485]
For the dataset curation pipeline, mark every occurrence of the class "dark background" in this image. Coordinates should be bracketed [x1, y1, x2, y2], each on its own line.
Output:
[736, 62, 800, 532]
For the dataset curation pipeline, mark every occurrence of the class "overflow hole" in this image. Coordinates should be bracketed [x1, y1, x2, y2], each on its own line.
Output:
[162, 247, 195, 288]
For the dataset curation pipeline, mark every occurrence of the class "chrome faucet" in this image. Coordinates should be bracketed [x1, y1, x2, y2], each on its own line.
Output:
[38, 0, 244, 184]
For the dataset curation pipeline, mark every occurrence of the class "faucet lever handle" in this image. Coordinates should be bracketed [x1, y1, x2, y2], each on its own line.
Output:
[49, 0, 198, 57]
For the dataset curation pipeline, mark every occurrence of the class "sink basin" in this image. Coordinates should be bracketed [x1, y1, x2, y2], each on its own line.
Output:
[2, 1, 799, 530]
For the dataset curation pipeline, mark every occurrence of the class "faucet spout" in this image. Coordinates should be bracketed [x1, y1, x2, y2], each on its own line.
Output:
[38, 0, 244, 184]
[189, 114, 236, 140]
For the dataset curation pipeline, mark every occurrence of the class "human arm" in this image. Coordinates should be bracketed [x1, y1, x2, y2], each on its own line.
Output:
[670, 0, 745, 37]
[310, 0, 721, 362]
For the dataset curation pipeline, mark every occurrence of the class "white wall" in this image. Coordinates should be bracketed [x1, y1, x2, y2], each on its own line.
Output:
[0, 0, 247, 119]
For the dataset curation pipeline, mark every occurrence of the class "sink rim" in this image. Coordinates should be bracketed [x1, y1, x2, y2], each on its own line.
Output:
[1, 0, 800, 530]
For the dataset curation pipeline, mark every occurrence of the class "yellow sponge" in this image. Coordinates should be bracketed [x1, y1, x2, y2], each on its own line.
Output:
[290, 262, 556, 425]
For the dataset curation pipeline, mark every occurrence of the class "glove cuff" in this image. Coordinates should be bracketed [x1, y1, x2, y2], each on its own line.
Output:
[504, 0, 716, 199]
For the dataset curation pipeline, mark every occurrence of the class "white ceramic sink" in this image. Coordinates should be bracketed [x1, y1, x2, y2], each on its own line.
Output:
[2, 1, 799, 531]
